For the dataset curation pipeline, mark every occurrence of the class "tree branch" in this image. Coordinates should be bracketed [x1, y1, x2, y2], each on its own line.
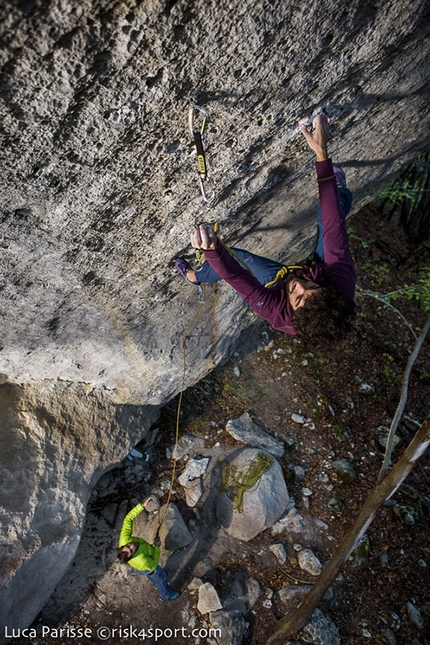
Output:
[378, 315, 430, 483]
[356, 290, 418, 340]
[266, 417, 430, 645]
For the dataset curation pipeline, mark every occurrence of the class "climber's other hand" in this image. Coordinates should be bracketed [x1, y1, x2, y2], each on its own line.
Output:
[190, 224, 218, 251]
[299, 113, 329, 162]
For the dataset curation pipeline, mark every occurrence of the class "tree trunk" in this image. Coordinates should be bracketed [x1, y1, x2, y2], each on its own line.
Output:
[266, 416, 430, 645]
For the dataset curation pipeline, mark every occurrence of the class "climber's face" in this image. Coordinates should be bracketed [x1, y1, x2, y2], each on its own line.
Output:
[288, 278, 321, 310]
[121, 543, 138, 559]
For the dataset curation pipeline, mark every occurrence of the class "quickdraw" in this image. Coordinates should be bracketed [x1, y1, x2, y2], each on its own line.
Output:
[188, 104, 210, 202]
[188, 106, 304, 284]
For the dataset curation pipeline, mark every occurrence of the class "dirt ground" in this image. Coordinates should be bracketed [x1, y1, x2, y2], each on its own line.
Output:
[12, 199, 430, 645]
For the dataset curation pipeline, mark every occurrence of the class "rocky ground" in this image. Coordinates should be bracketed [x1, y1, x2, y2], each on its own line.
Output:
[12, 195, 430, 644]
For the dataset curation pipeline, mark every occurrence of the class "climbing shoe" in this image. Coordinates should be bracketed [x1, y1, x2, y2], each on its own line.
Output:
[175, 258, 200, 285]
[333, 166, 346, 189]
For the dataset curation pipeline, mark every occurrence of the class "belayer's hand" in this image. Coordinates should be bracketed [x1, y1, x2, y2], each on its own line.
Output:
[190, 224, 218, 251]
[299, 113, 329, 162]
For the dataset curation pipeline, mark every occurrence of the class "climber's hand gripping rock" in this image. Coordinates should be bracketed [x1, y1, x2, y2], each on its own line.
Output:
[299, 113, 330, 162]
[190, 223, 218, 251]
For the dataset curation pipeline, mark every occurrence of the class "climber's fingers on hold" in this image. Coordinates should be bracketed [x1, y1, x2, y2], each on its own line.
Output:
[299, 122, 313, 143]
[190, 224, 217, 250]
[313, 113, 330, 135]
[299, 113, 330, 141]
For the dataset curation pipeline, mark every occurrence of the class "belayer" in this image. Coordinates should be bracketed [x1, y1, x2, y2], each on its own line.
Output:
[117, 497, 180, 601]
[176, 114, 356, 349]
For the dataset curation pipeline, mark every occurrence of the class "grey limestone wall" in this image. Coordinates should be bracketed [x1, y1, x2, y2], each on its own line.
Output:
[0, 0, 429, 634]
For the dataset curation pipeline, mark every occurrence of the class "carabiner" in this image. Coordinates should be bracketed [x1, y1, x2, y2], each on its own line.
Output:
[189, 105, 210, 201]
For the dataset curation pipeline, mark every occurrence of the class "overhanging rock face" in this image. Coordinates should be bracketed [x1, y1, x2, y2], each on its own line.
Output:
[0, 0, 429, 635]
[1, 0, 430, 405]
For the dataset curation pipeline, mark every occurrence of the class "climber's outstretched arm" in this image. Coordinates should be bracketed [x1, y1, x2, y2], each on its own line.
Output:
[300, 113, 356, 299]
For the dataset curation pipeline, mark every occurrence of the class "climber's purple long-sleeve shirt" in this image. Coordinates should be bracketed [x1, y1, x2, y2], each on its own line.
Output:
[202, 159, 356, 335]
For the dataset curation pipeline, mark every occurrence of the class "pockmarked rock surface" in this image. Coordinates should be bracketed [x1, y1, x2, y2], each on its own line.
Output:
[1, 0, 430, 636]
[1, 0, 430, 401]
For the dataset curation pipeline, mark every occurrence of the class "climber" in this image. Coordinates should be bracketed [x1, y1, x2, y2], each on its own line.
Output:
[176, 114, 356, 349]
[117, 496, 180, 601]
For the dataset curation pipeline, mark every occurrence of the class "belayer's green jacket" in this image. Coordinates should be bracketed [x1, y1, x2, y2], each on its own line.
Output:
[119, 503, 160, 571]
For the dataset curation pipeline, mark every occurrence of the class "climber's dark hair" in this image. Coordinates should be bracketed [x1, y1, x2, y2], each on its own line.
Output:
[291, 285, 355, 349]
[117, 542, 139, 563]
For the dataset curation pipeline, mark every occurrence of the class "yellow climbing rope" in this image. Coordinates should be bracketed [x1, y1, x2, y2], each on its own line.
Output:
[155, 105, 212, 536]
[155, 284, 206, 536]
[220, 451, 273, 513]
[157, 105, 299, 536]
[264, 264, 304, 288]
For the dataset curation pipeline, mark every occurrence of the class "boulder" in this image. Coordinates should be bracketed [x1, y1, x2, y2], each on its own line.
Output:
[270, 543, 287, 565]
[156, 503, 193, 552]
[298, 548, 323, 576]
[331, 459, 357, 484]
[166, 434, 196, 460]
[197, 582, 223, 615]
[222, 575, 261, 615]
[381, 629, 397, 645]
[406, 602, 423, 630]
[277, 585, 334, 614]
[135, 502, 192, 552]
[183, 479, 205, 508]
[299, 608, 340, 645]
[216, 448, 289, 541]
[353, 534, 370, 568]
[226, 413, 284, 458]
[177, 456, 209, 507]
[178, 457, 210, 486]
[100, 503, 119, 526]
[208, 610, 246, 645]
[188, 577, 204, 591]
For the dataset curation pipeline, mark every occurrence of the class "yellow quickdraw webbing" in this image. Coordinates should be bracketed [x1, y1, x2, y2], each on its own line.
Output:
[189, 105, 210, 202]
